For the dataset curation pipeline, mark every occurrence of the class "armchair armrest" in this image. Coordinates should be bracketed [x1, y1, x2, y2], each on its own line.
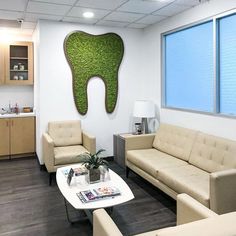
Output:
[177, 194, 217, 225]
[93, 209, 123, 236]
[210, 168, 236, 214]
[42, 133, 55, 173]
[124, 134, 155, 151]
[82, 131, 96, 155]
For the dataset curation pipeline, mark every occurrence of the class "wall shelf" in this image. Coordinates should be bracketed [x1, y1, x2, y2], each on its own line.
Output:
[10, 57, 28, 60]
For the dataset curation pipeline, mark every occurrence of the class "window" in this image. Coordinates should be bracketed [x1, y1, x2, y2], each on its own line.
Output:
[162, 12, 236, 117]
[164, 21, 214, 112]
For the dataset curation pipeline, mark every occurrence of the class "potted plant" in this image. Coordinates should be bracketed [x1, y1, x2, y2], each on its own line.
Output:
[80, 149, 108, 183]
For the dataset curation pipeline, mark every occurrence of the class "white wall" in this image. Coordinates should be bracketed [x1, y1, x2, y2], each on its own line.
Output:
[33, 23, 40, 162]
[35, 20, 146, 164]
[0, 86, 34, 109]
[143, 0, 236, 141]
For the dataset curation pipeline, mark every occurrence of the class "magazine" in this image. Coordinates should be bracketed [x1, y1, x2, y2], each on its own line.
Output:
[61, 166, 87, 178]
[93, 186, 121, 198]
[77, 186, 121, 203]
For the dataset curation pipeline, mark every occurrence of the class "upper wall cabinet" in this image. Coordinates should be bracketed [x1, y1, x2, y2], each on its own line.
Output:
[5, 41, 33, 85]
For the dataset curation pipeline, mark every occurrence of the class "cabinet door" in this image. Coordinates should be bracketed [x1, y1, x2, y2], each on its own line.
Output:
[0, 119, 10, 156]
[5, 41, 33, 85]
[10, 117, 35, 155]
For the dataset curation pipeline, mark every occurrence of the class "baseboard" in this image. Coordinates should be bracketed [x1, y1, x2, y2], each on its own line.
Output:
[35, 153, 47, 171]
[104, 156, 114, 161]
[0, 153, 35, 162]
[40, 164, 47, 171]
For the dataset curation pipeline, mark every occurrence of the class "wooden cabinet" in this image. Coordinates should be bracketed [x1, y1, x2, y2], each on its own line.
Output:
[0, 117, 35, 158]
[10, 117, 35, 155]
[0, 119, 10, 156]
[4, 41, 33, 85]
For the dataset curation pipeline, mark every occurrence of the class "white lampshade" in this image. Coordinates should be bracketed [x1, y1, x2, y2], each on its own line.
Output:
[133, 100, 155, 118]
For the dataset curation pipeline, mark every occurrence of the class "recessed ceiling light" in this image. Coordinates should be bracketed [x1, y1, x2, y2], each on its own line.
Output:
[83, 12, 94, 18]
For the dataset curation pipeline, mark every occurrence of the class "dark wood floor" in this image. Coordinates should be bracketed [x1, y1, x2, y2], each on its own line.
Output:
[0, 157, 176, 236]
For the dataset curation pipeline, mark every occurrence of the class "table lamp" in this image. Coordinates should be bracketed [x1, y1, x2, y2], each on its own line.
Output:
[133, 100, 155, 134]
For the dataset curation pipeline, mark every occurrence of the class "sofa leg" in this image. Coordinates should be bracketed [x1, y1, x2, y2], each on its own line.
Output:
[126, 167, 130, 178]
[49, 173, 53, 186]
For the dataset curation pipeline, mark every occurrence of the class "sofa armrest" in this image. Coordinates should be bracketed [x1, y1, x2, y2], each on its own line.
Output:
[82, 131, 96, 155]
[124, 134, 155, 151]
[177, 194, 218, 225]
[93, 209, 123, 236]
[42, 133, 55, 173]
[210, 169, 236, 214]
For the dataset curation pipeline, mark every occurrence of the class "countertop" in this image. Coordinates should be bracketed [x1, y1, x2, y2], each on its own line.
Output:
[0, 112, 35, 119]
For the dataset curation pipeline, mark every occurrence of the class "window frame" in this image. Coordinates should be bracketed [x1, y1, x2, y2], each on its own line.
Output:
[161, 9, 236, 119]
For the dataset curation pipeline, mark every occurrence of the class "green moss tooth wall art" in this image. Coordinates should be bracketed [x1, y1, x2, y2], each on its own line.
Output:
[64, 31, 124, 115]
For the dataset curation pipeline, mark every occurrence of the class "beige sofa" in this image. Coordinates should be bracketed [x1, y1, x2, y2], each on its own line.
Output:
[125, 123, 236, 214]
[93, 193, 236, 236]
[42, 120, 96, 184]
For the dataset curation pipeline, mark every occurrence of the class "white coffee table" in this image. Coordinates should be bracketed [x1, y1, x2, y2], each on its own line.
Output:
[56, 164, 134, 223]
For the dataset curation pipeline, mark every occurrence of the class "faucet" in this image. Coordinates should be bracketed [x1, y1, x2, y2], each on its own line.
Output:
[8, 101, 12, 113]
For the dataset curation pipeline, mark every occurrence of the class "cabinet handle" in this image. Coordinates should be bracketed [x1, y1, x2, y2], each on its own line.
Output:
[6, 121, 8, 127]
[11, 120, 13, 126]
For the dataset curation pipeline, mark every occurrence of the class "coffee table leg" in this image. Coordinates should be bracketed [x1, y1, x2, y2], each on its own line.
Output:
[64, 198, 114, 225]
[64, 198, 88, 224]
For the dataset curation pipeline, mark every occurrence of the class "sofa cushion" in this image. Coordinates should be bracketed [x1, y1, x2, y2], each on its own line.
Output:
[189, 132, 236, 173]
[155, 212, 236, 236]
[54, 145, 87, 165]
[48, 120, 82, 147]
[152, 124, 197, 161]
[127, 149, 188, 179]
[158, 165, 209, 207]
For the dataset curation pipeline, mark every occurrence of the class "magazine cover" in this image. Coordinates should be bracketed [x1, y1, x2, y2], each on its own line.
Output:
[61, 166, 87, 178]
[93, 186, 120, 197]
[77, 186, 121, 203]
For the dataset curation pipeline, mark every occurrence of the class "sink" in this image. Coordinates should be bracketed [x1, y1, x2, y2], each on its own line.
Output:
[0, 113, 17, 117]
[0, 112, 35, 118]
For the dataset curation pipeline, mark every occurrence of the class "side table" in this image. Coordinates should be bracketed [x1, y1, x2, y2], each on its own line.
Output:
[113, 133, 134, 168]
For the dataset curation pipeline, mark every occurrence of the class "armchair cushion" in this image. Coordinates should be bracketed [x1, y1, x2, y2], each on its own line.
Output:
[54, 145, 87, 165]
[48, 120, 82, 147]
[158, 165, 209, 207]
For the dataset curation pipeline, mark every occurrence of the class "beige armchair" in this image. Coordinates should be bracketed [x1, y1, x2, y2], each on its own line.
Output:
[42, 120, 96, 185]
[93, 193, 236, 236]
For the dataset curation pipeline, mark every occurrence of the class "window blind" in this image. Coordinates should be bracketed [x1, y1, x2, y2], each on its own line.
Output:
[219, 14, 236, 115]
[164, 21, 214, 112]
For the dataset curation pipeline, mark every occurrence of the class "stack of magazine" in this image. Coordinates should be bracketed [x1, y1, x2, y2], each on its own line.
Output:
[61, 166, 88, 178]
[77, 186, 121, 203]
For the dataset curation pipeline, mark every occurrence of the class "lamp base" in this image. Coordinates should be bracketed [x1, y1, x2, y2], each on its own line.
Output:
[141, 118, 149, 134]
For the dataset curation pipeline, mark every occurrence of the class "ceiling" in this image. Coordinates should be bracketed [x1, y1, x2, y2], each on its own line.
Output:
[0, 0, 210, 35]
